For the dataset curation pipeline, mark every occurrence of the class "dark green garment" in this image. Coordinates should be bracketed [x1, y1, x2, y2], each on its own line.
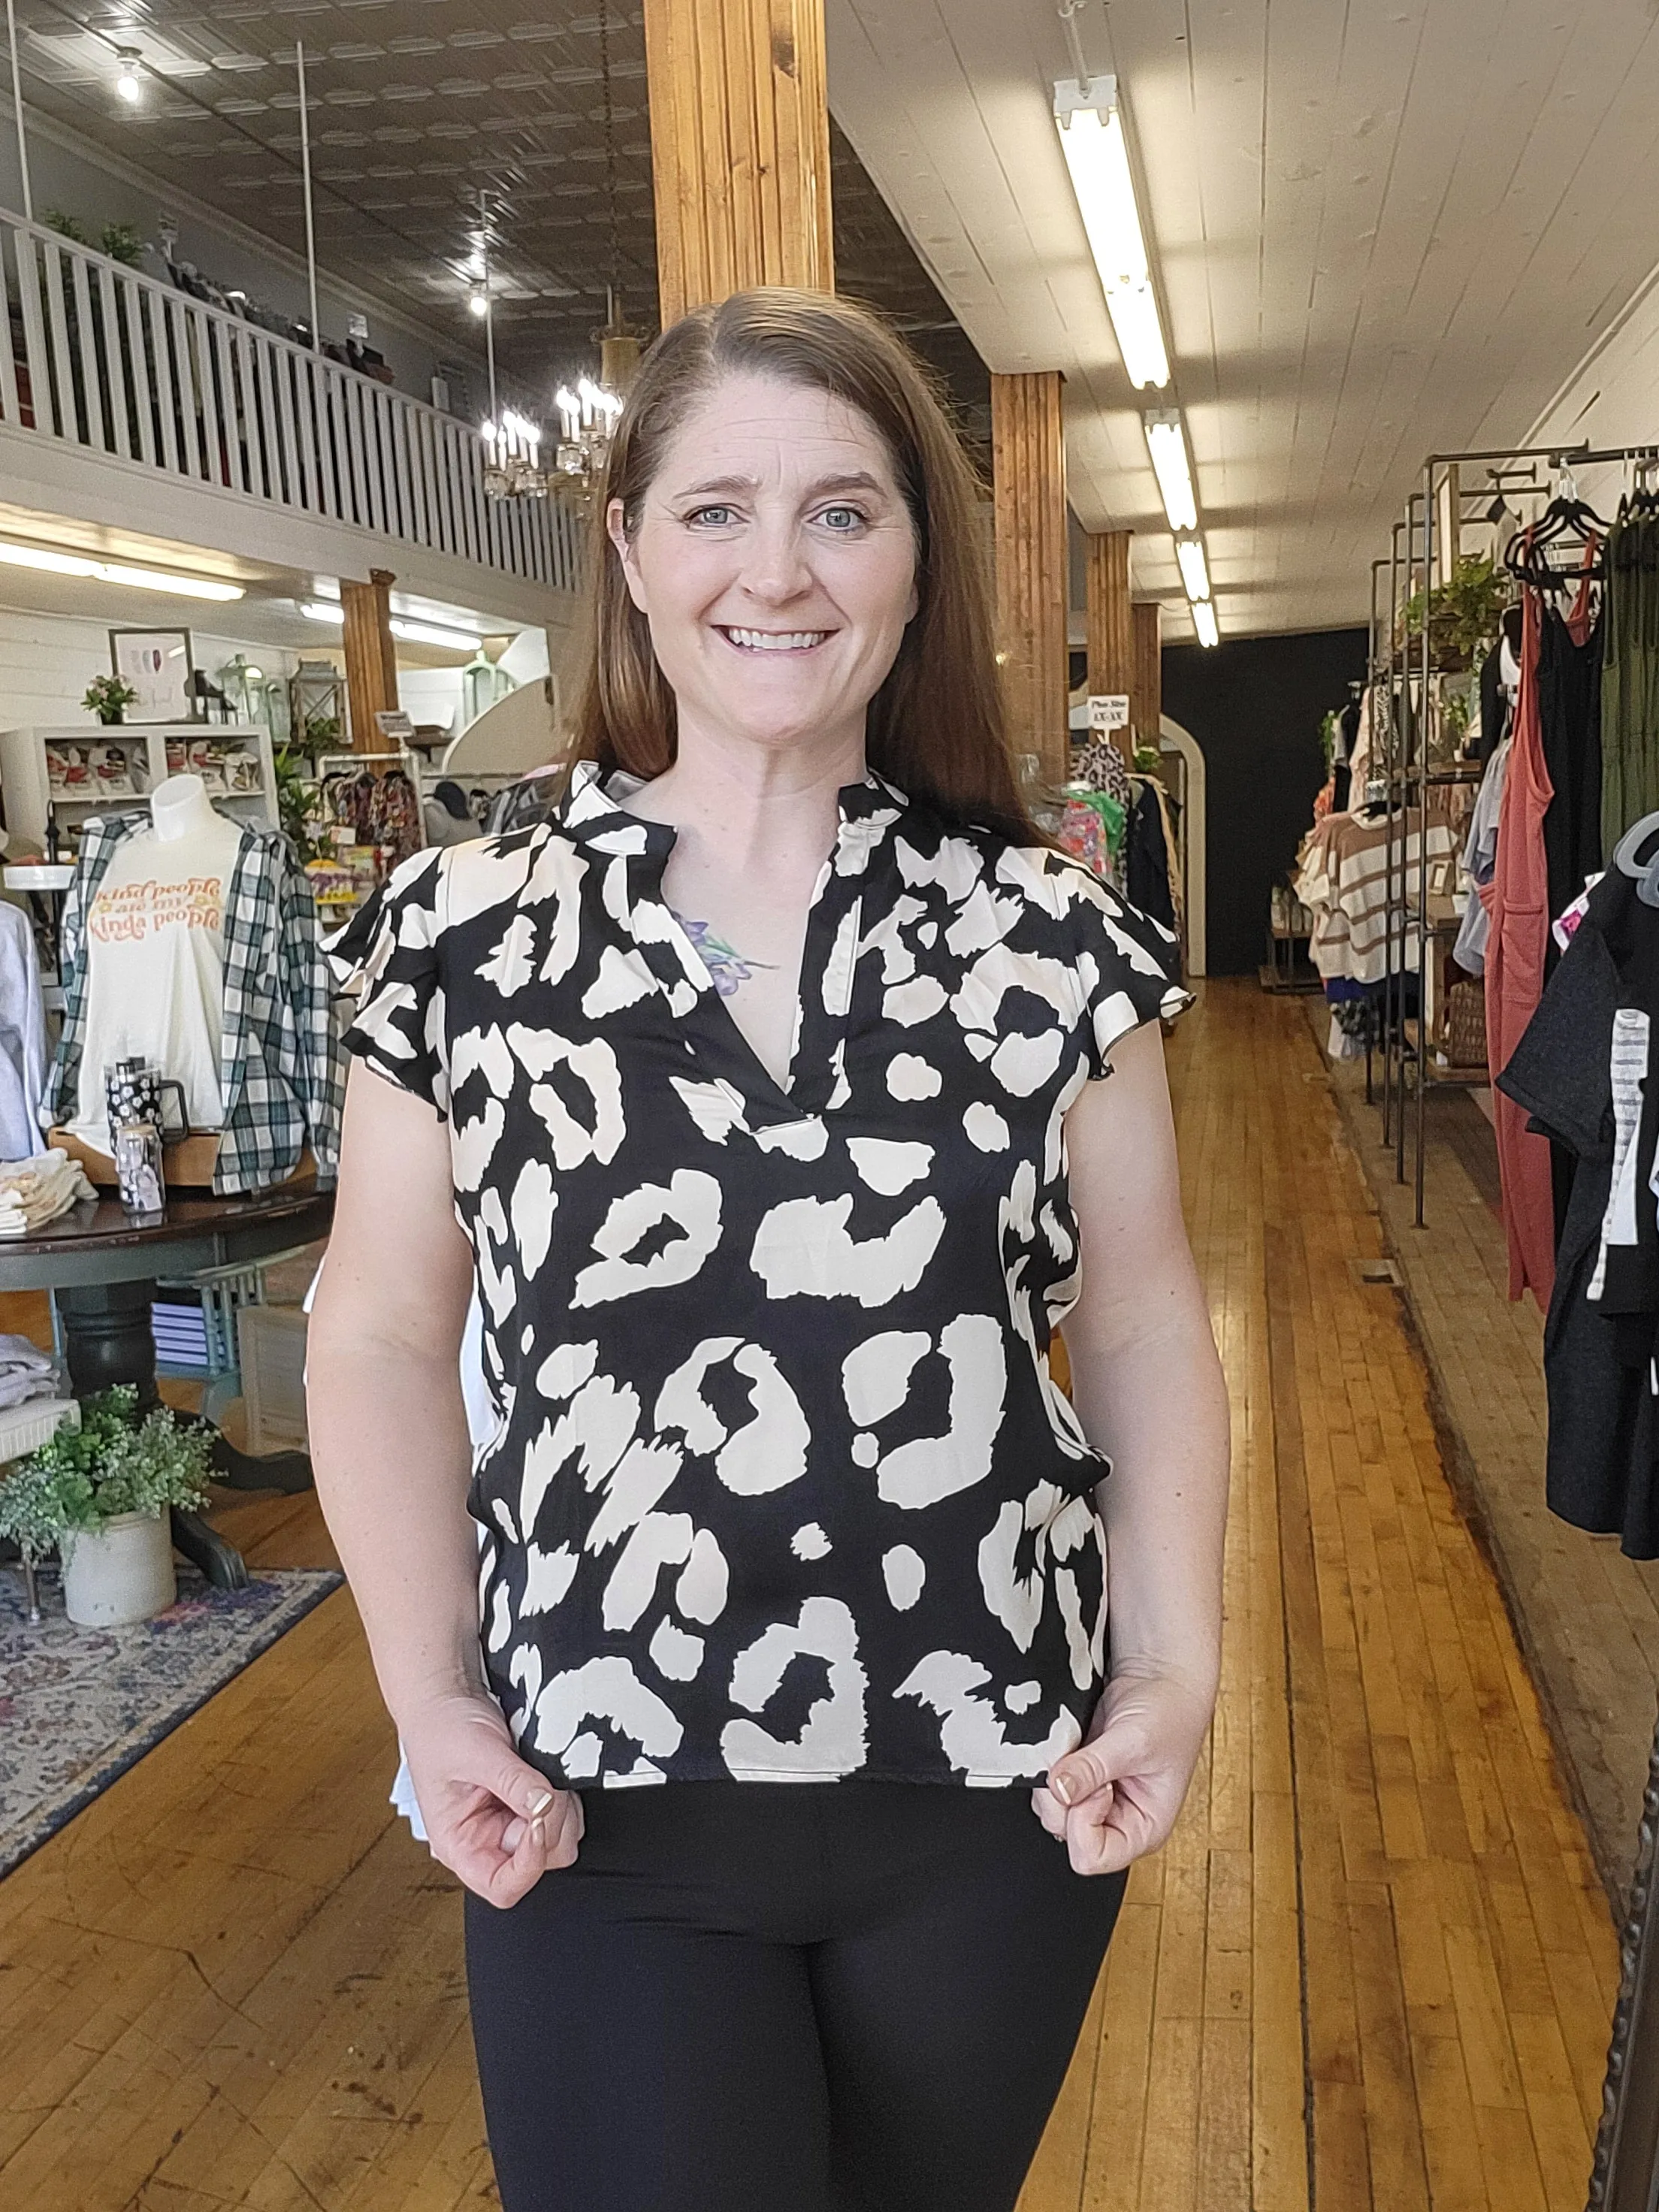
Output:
[1602, 512, 1659, 854]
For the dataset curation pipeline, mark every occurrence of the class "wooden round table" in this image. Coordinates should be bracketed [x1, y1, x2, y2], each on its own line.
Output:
[0, 1183, 334, 1587]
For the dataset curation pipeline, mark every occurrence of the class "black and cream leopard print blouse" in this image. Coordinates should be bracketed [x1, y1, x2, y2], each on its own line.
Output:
[343, 760, 1189, 1790]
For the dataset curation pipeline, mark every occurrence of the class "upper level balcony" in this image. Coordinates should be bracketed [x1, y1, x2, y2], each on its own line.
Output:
[0, 204, 581, 637]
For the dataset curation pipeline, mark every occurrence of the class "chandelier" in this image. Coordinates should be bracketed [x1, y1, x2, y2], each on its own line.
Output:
[482, 408, 548, 500]
[480, 292, 639, 507]
[477, 0, 641, 509]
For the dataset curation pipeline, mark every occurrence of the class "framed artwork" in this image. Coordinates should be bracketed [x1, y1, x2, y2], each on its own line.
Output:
[110, 628, 194, 723]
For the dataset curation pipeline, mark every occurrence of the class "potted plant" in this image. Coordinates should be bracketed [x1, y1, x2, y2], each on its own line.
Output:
[83, 674, 138, 727]
[1398, 552, 1513, 672]
[0, 1387, 213, 1626]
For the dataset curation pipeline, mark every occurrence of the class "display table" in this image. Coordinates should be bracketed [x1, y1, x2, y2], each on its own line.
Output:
[0, 1184, 334, 1588]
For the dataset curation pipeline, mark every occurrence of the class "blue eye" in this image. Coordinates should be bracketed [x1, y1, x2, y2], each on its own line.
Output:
[687, 504, 737, 527]
[820, 506, 865, 530]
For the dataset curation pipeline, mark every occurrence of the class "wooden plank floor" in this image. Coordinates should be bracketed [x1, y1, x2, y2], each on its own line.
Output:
[0, 979, 1619, 2210]
[1315, 1002, 1659, 1903]
[1017, 981, 1617, 2212]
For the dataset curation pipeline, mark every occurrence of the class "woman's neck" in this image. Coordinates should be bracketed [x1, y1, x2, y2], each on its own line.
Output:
[624, 725, 867, 880]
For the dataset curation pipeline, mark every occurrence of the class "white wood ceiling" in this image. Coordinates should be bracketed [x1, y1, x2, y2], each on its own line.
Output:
[826, 0, 1659, 639]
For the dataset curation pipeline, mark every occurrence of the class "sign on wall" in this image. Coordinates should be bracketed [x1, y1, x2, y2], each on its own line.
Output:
[1086, 693, 1131, 733]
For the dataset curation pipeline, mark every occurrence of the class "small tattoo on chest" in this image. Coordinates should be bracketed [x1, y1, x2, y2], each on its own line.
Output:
[672, 911, 777, 999]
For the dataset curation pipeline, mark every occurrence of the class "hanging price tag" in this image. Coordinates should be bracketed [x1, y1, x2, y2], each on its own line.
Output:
[1086, 694, 1130, 732]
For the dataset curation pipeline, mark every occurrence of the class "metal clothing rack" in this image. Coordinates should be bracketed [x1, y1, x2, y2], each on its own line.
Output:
[1372, 436, 1659, 1227]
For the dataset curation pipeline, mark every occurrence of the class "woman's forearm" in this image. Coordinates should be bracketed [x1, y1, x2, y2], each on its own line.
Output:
[1065, 1305, 1231, 1698]
[307, 1328, 484, 1729]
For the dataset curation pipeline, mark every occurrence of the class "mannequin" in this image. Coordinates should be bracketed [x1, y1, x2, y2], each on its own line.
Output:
[62, 776, 243, 1159]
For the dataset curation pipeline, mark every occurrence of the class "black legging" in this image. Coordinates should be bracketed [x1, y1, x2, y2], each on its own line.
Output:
[465, 1781, 1125, 2212]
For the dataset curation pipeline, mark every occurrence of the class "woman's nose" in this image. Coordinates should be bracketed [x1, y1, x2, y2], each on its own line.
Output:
[735, 521, 814, 606]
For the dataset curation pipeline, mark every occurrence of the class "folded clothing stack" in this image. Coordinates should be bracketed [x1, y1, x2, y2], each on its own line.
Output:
[0, 1148, 97, 1239]
[0, 1330, 65, 1410]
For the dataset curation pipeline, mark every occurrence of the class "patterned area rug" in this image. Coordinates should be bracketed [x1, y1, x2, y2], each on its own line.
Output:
[0, 1562, 343, 1878]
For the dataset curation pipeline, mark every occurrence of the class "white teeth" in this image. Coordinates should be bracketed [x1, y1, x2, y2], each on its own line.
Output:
[724, 627, 828, 651]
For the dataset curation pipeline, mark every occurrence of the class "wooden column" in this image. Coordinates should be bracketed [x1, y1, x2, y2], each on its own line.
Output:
[1133, 599, 1163, 755]
[642, 0, 833, 323]
[992, 371, 1068, 790]
[1085, 529, 1135, 766]
[341, 570, 398, 753]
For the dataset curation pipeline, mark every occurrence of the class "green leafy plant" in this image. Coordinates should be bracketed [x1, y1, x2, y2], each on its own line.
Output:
[99, 222, 144, 266]
[40, 208, 91, 246]
[83, 673, 137, 725]
[1399, 553, 1512, 671]
[0, 1388, 213, 1563]
[272, 742, 322, 858]
[296, 712, 341, 754]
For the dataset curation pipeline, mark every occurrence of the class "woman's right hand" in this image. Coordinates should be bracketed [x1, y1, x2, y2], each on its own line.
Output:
[399, 1691, 584, 1908]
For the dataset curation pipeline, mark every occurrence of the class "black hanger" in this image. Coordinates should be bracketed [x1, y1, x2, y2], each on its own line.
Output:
[1503, 499, 1607, 592]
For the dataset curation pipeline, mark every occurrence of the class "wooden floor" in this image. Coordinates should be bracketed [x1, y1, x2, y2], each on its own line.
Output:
[0, 980, 1620, 2210]
[1316, 1003, 1659, 1904]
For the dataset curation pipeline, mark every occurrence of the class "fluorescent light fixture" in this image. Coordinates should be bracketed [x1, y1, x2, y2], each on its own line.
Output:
[0, 538, 242, 600]
[1176, 536, 1210, 602]
[1144, 409, 1197, 533]
[302, 599, 480, 651]
[1054, 77, 1170, 391]
[1192, 599, 1219, 648]
[391, 618, 482, 651]
[115, 49, 142, 103]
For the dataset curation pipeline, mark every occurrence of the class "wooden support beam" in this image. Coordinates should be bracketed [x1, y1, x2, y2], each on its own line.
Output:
[642, 0, 833, 324]
[1086, 530, 1136, 767]
[340, 570, 398, 754]
[992, 370, 1069, 791]
[1133, 599, 1163, 754]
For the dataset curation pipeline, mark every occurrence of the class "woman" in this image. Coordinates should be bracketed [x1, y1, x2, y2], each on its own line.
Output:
[308, 288, 1229, 2212]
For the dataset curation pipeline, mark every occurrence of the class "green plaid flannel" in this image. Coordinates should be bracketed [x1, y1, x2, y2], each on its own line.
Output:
[43, 811, 342, 1192]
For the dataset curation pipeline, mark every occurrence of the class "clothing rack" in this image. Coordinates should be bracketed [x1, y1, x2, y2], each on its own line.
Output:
[1372, 436, 1659, 1227]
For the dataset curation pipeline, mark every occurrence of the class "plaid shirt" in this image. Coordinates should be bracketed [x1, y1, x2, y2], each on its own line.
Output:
[43, 812, 342, 1193]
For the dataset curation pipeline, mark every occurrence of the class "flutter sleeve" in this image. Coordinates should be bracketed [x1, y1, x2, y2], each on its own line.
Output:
[1058, 857, 1192, 1080]
[335, 845, 449, 1115]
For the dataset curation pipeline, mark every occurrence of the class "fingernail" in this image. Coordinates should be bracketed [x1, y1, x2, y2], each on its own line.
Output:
[528, 1789, 554, 1815]
[1051, 1772, 1075, 1806]
[530, 1816, 545, 1850]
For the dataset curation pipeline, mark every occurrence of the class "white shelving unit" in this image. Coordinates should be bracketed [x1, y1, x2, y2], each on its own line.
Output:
[0, 723, 278, 850]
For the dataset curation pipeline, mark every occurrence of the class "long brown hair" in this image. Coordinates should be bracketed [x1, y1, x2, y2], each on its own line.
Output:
[571, 287, 1036, 845]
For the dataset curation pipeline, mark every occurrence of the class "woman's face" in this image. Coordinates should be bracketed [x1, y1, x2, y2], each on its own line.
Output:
[609, 370, 920, 763]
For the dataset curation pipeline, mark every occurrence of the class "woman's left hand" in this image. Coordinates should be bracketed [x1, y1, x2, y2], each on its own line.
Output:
[1031, 1665, 1216, 1876]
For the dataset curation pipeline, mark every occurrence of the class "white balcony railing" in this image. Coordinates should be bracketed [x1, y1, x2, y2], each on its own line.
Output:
[0, 206, 582, 597]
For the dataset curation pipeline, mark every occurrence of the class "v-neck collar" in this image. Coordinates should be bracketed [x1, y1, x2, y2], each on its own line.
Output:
[555, 759, 905, 1127]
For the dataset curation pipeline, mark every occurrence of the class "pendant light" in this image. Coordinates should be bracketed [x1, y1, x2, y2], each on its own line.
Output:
[480, 0, 637, 506]
[550, 0, 637, 509]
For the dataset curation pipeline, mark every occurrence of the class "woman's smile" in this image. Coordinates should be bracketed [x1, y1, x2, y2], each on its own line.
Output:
[716, 626, 836, 654]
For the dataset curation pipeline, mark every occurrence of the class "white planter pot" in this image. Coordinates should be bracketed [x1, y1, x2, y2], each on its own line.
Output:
[62, 1509, 177, 1627]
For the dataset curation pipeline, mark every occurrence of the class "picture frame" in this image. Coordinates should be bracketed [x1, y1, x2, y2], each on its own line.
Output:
[110, 628, 195, 724]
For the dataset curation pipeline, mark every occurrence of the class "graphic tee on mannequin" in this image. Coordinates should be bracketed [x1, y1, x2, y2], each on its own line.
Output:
[62, 774, 243, 1157]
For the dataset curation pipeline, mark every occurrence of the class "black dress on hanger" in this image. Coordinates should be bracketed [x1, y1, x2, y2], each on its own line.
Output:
[1500, 869, 1659, 1558]
[1537, 600, 1604, 978]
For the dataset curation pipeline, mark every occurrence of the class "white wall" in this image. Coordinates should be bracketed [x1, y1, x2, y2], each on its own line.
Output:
[1526, 258, 1659, 508]
[396, 666, 463, 740]
[396, 630, 550, 742]
[0, 603, 298, 732]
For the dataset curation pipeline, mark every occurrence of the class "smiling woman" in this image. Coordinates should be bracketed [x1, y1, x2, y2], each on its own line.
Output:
[577, 288, 1026, 841]
[307, 286, 1227, 2212]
